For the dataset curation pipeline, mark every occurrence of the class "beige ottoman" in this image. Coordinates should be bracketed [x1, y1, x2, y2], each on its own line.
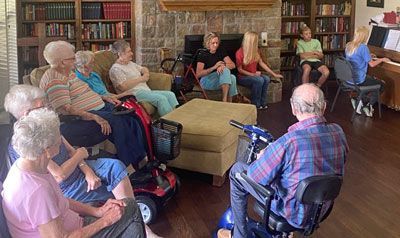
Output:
[162, 99, 257, 186]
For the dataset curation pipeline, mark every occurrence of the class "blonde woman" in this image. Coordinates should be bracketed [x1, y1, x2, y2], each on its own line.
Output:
[196, 32, 238, 102]
[235, 31, 283, 109]
[345, 26, 389, 117]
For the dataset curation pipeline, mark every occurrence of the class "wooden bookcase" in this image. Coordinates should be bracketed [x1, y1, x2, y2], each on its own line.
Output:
[16, 0, 135, 83]
[280, 0, 355, 85]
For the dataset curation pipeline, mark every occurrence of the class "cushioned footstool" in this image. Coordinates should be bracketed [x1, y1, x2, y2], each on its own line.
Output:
[162, 99, 257, 186]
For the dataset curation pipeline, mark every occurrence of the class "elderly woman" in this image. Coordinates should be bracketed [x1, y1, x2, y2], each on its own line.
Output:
[1, 108, 145, 237]
[109, 40, 178, 117]
[5, 84, 133, 203]
[75, 50, 131, 101]
[196, 32, 238, 102]
[39, 40, 147, 168]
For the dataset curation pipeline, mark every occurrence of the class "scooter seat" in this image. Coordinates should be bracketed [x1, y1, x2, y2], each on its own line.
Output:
[254, 202, 303, 233]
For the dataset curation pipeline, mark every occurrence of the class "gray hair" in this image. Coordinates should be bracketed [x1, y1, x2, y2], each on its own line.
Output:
[75, 50, 94, 72]
[4, 85, 46, 119]
[43, 40, 75, 67]
[290, 83, 326, 116]
[12, 108, 60, 160]
[203, 32, 220, 48]
[111, 40, 130, 55]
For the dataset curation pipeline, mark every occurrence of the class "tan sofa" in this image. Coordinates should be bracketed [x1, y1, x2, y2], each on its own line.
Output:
[23, 50, 173, 118]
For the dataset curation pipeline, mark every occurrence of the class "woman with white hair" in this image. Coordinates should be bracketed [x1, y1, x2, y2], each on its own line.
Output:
[1, 108, 145, 238]
[75, 50, 131, 100]
[39, 40, 147, 168]
[109, 40, 178, 116]
[3, 84, 107, 147]
[196, 32, 238, 102]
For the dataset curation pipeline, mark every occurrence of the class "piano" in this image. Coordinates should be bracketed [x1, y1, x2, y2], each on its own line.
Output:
[368, 45, 400, 111]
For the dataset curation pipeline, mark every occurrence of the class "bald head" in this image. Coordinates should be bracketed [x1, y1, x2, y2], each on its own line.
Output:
[290, 83, 326, 117]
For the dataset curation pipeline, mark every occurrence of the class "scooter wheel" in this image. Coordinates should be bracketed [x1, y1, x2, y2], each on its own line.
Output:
[136, 195, 157, 224]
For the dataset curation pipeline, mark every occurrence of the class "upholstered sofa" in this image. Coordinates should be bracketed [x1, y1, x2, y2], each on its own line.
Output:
[23, 50, 173, 118]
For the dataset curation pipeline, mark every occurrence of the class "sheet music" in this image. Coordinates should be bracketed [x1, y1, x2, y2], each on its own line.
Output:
[384, 29, 400, 51]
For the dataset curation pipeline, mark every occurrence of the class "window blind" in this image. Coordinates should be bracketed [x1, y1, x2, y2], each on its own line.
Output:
[0, 0, 18, 110]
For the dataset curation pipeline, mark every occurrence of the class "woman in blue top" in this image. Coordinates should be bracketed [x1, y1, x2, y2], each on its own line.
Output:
[345, 26, 389, 117]
[75, 50, 132, 104]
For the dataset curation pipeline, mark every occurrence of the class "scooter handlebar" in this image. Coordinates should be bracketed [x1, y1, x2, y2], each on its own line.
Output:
[229, 120, 244, 130]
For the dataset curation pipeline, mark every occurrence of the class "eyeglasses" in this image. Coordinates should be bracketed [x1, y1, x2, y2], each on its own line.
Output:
[26, 101, 53, 116]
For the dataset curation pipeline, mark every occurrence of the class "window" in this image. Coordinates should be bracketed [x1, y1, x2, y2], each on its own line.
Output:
[0, 0, 18, 109]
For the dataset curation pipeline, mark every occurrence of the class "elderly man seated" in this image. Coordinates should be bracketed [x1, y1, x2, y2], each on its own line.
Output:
[218, 84, 349, 238]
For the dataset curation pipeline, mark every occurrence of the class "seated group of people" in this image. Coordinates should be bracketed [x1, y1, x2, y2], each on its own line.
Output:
[1, 39, 174, 237]
[196, 31, 284, 108]
[1, 25, 384, 237]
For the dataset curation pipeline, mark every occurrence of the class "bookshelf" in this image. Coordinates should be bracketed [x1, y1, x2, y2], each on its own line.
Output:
[280, 0, 355, 87]
[16, 0, 135, 83]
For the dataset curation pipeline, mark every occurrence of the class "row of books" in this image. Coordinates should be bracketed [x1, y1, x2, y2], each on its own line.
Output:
[280, 55, 297, 68]
[315, 2, 351, 16]
[81, 22, 131, 40]
[23, 3, 75, 21]
[281, 21, 306, 34]
[315, 17, 350, 33]
[368, 26, 400, 52]
[21, 24, 37, 37]
[46, 23, 75, 39]
[316, 34, 348, 50]
[280, 38, 298, 51]
[281, 1, 306, 16]
[20, 46, 38, 64]
[83, 43, 112, 52]
[82, 3, 131, 20]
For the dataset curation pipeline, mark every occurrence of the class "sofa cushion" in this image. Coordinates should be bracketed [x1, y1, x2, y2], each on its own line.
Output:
[29, 65, 51, 87]
[162, 99, 257, 153]
[92, 50, 118, 94]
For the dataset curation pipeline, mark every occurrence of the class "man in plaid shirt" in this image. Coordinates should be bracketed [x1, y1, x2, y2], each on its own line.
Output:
[218, 83, 348, 238]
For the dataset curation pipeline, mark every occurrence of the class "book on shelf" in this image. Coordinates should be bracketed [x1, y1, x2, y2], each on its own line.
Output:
[315, 17, 349, 33]
[46, 23, 75, 39]
[281, 21, 305, 34]
[103, 3, 131, 20]
[316, 35, 348, 50]
[316, 2, 351, 16]
[281, 1, 306, 16]
[81, 22, 130, 40]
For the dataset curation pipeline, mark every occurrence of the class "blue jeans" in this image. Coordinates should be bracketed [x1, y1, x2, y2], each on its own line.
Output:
[238, 75, 270, 107]
[230, 162, 264, 238]
[200, 68, 238, 97]
[91, 103, 147, 167]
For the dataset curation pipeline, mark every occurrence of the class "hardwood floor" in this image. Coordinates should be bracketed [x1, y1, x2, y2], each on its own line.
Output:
[149, 87, 400, 238]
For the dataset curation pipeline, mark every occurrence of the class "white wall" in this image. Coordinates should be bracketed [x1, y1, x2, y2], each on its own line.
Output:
[355, 0, 399, 28]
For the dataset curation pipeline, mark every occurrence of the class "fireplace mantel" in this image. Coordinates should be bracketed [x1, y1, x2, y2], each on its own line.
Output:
[158, 0, 279, 11]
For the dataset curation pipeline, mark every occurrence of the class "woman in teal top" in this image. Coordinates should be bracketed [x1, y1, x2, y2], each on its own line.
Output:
[75, 50, 131, 104]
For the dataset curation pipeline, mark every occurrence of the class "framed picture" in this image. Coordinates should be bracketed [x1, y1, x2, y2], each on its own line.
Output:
[367, 0, 384, 8]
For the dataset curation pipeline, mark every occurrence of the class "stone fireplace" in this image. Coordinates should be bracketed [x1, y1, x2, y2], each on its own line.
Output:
[134, 0, 282, 73]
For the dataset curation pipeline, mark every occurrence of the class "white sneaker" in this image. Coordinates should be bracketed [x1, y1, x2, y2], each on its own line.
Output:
[356, 100, 363, 115]
[369, 104, 375, 115]
[351, 98, 356, 109]
[362, 106, 373, 117]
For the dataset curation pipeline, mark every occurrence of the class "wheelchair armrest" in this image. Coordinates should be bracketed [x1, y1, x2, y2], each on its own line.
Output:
[160, 58, 178, 74]
[236, 172, 275, 204]
[236, 172, 276, 232]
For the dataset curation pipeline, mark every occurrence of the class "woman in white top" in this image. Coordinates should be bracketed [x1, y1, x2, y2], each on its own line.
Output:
[109, 40, 179, 116]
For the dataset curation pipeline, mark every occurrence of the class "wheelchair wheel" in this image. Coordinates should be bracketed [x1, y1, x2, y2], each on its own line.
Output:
[136, 195, 157, 224]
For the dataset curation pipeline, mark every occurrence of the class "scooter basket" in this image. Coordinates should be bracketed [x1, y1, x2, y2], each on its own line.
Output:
[235, 135, 252, 163]
[151, 118, 183, 161]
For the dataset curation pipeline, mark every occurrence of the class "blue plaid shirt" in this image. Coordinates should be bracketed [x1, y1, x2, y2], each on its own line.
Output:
[247, 116, 348, 228]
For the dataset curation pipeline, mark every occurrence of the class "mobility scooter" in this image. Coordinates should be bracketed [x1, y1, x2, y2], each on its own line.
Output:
[215, 120, 343, 238]
[116, 96, 183, 224]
